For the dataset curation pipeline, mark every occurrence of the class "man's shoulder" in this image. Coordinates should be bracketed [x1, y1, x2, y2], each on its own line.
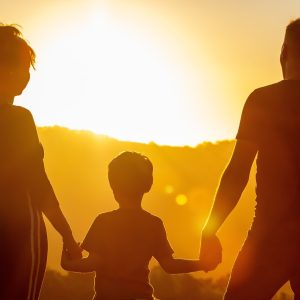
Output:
[245, 81, 285, 109]
[251, 81, 284, 98]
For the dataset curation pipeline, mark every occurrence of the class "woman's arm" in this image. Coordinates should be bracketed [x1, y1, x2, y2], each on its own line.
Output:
[42, 196, 82, 259]
[22, 108, 82, 258]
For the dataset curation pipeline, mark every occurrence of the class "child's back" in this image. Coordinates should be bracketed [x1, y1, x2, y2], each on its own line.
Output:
[82, 208, 173, 299]
[62, 151, 206, 300]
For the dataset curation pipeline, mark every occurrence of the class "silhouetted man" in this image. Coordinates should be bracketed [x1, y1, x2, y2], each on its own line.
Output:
[200, 19, 300, 300]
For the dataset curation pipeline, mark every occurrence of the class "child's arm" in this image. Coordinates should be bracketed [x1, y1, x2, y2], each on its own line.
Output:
[154, 219, 203, 274]
[157, 256, 203, 274]
[61, 246, 101, 273]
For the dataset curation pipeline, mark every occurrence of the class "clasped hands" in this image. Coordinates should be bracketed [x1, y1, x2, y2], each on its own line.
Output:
[199, 232, 222, 272]
[63, 235, 83, 260]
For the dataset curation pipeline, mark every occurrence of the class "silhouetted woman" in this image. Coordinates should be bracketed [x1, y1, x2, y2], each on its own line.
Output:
[0, 25, 81, 300]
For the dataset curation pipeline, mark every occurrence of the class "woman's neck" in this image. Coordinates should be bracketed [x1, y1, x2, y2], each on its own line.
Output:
[0, 93, 14, 105]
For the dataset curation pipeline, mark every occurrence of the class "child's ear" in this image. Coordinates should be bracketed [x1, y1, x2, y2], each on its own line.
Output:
[144, 176, 153, 193]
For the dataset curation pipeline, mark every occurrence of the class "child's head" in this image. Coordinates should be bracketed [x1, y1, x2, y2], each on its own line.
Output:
[0, 24, 35, 98]
[108, 151, 153, 202]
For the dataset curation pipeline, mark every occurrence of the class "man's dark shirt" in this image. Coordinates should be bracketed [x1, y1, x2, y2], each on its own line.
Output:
[236, 80, 300, 237]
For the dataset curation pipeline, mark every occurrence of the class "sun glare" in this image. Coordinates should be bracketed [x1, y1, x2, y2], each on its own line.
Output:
[22, 8, 220, 146]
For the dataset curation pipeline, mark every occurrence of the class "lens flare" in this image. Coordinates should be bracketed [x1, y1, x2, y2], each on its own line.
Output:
[175, 194, 188, 206]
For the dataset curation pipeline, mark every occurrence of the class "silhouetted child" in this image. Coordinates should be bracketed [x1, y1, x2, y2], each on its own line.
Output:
[61, 151, 204, 300]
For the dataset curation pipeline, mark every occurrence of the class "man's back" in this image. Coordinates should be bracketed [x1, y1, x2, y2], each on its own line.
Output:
[237, 79, 300, 233]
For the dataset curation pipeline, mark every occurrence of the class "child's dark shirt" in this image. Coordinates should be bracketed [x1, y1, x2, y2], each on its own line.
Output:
[81, 208, 174, 300]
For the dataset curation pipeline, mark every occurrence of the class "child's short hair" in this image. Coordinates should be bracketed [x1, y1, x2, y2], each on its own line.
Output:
[0, 24, 36, 69]
[108, 151, 153, 196]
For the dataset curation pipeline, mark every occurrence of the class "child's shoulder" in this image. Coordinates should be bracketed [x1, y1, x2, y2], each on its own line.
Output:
[141, 210, 163, 221]
[92, 209, 164, 228]
[92, 210, 118, 222]
[139, 210, 166, 229]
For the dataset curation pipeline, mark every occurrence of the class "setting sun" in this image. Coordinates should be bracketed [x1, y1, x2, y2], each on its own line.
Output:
[22, 9, 217, 146]
[5, 1, 296, 146]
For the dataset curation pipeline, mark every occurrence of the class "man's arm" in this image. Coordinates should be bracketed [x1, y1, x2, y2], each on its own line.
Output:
[200, 140, 257, 271]
[203, 140, 257, 236]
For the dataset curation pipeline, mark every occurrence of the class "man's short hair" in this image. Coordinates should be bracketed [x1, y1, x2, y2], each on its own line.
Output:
[285, 19, 300, 56]
[108, 151, 153, 196]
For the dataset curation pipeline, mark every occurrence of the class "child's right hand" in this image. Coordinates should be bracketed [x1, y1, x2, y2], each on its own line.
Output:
[61, 244, 71, 270]
[63, 236, 82, 260]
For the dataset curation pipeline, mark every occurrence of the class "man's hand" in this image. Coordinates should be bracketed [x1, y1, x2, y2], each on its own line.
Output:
[199, 233, 222, 272]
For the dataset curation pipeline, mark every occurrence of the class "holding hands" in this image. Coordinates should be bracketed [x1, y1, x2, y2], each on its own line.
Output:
[199, 231, 222, 272]
[63, 235, 82, 260]
[61, 242, 103, 273]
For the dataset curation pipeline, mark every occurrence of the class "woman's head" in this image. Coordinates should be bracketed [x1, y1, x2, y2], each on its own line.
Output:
[0, 24, 36, 99]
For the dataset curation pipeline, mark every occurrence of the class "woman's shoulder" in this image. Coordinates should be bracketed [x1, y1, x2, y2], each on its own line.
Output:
[1, 104, 34, 123]
[12, 105, 34, 120]
[0, 105, 36, 135]
[10, 106, 37, 132]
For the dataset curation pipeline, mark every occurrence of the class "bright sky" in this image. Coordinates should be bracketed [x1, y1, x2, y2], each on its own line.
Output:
[3, 0, 300, 145]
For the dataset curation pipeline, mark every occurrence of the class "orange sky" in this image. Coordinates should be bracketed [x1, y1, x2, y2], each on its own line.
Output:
[2, 0, 300, 145]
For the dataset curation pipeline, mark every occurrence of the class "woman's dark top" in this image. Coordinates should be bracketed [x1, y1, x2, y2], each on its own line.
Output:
[0, 104, 58, 300]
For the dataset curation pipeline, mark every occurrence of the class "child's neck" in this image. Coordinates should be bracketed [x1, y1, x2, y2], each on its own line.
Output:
[117, 194, 143, 210]
[118, 202, 142, 210]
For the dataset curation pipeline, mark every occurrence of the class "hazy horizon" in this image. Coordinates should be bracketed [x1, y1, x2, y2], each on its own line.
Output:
[4, 0, 300, 145]
[37, 124, 232, 147]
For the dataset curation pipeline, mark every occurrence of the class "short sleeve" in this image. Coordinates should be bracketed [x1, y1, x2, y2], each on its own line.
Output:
[81, 216, 102, 253]
[236, 90, 263, 144]
[152, 219, 174, 260]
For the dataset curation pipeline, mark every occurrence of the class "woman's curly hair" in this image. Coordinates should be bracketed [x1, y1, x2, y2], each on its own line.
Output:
[0, 24, 36, 69]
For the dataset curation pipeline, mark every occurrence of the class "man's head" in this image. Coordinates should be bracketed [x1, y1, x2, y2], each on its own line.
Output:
[108, 151, 153, 203]
[281, 19, 300, 77]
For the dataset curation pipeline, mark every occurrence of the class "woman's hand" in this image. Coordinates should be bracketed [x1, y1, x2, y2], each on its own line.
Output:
[61, 244, 72, 270]
[61, 244, 100, 273]
[63, 235, 82, 260]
